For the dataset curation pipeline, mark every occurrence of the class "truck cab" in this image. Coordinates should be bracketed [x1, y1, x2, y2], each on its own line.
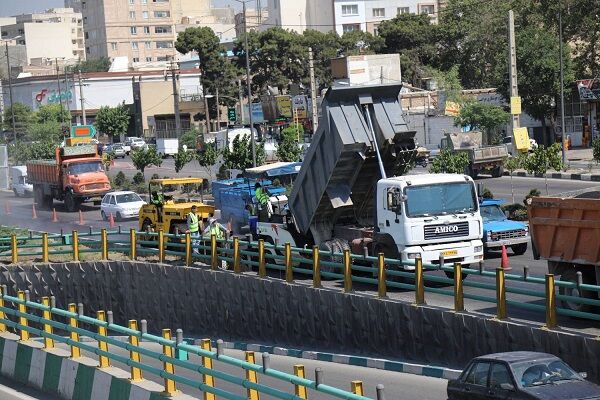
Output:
[11, 166, 33, 197]
[480, 199, 529, 255]
[378, 174, 484, 268]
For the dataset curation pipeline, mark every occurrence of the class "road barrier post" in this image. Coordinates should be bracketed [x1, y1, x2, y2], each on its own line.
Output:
[285, 243, 293, 283]
[0, 287, 5, 332]
[415, 257, 425, 305]
[351, 381, 364, 396]
[233, 237, 241, 273]
[72, 231, 79, 262]
[545, 274, 557, 329]
[10, 234, 17, 264]
[161, 329, 178, 396]
[17, 291, 29, 341]
[68, 303, 80, 358]
[343, 249, 352, 293]
[96, 310, 110, 368]
[378, 253, 386, 298]
[293, 365, 308, 399]
[128, 320, 142, 381]
[245, 351, 260, 400]
[376, 384, 386, 400]
[200, 339, 215, 400]
[313, 245, 321, 288]
[210, 234, 217, 270]
[42, 233, 49, 263]
[101, 229, 108, 260]
[185, 233, 192, 266]
[41, 297, 54, 349]
[258, 239, 266, 278]
[158, 230, 165, 263]
[454, 263, 464, 312]
[129, 229, 137, 260]
[496, 268, 507, 319]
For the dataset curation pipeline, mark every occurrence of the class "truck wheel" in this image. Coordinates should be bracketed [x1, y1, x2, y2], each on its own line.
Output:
[65, 190, 77, 212]
[13, 188, 19, 198]
[559, 269, 594, 313]
[44, 195, 53, 210]
[34, 187, 44, 208]
[511, 243, 527, 256]
[319, 240, 343, 277]
[491, 166, 504, 178]
[140, 219, 155, 248]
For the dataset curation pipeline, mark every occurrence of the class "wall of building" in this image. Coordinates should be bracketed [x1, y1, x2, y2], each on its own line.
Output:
[23, 23, 75, 63]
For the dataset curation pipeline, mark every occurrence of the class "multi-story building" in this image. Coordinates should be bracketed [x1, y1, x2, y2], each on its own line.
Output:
[262, 0, 335, 33]
[0, 8, 85, 63]
[234, 8, 269, 38]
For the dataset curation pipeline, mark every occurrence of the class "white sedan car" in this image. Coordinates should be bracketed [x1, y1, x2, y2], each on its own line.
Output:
[100, 191, 146, 221]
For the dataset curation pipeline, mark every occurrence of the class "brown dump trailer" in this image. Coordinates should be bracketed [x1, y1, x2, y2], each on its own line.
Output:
[528, 191, 600, 311]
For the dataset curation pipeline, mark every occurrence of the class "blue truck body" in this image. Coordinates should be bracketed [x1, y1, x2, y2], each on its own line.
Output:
[480, 199, 529, 254]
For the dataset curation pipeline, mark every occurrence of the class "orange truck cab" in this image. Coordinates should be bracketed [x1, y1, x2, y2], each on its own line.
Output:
[27, 144, 111, 212]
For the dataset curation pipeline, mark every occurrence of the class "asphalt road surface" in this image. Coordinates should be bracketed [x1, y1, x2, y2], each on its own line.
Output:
[0, 376, 59, 400]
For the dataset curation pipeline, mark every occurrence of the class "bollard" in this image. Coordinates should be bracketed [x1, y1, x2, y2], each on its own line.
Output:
[496, 268, 507, 320]
[0, 287, 5, 333]
[161, 329, 178, 396]
[415, 257, 425, 305]
[101, 229, 108, 260]
[158, 230, 165, 263]
[523, 266, 529, 280]
[453, 263, 464, 312]
[285, 242, 293, 283]
[185, 232, 192, 266]
[545, 274, 557, 329]
[41, 297, 54, 349]
[42, 232, 49, 263]
[293, 365, 308, 399]
[96, 311, 110, 368]
[17, 291, 29, 341]
[72, 231, 79, 262]
[68, 303, 80, 358]
[107, 310, 113, 325]
[245, 351, 260, 400]
[258, 239, 266, 278]
[315, 368, 323, 386]
[233, 237, 241, 273]
[128, 320, 142, 381]
[200, 339, 216, 400]
[439, 255, 445, 270]
[262, 352, 270, 372]
[313, 245, 321, 288]
[175, 329, 187, 361]
[11, 234, 17, 264]
[343, 249, 352, 293]
[378, 253, 386, 298]
[210, 234, 218, 270]
[140, 320, 147, 335]
[351, 381, 364, 396]
[129, 229, 137, 260]
[376, 384, 386, 400]
[216, 339, 224, 358]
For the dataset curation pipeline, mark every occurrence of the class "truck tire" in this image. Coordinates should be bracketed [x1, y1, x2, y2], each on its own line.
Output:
[558, 269, 595, 313]
[13, 188, 19, 198]
[511, 243, 527, 255]
[491, 166, 504, 178]
[44, 195, 53, 210]
[65, 190, 78, 212]
[319, 240, 343, 277]
[34, 186, 44, 208]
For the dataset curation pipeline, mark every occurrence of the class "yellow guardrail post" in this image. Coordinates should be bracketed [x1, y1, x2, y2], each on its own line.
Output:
[496, 268, 507, 320]
[285, 243, 293, 283]
[10, 234, 18, 264]
[68, 303, 80, 358]
[258, 239, 266, 278]
[233, 237, 241, 273]
[343, 249, 352, 293]
[17, 291, 29, 341]
[200, 339, 216, 400]
[0, 286, 6, 332]
[158, 230, 165, 263]
[72, 231, 79, 262]
[378, 253, 386, 298]
[41, 297, 54, 349]
[293, 365, 308, 399]
[210, 234, 217, 270]
[128, 320, 143, 381]
[545, 274, 557, 329]
[245, 351, 260, 400]
[454, 263, 464, 312]
[129, 229, 137, 260]
[42, 233, 49, 263]
[313, 245, 321, 288]
[96, 311, 110, 368]
[185, 233, 192, 266]
[101, 229, 108, 260]
[351, 381, 364, 396]
[415, 257, 424, 305]
[161, 329, 178, 396]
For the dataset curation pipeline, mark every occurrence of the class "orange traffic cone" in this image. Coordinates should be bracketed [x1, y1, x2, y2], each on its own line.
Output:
[500, 245, 512, 271]
[52, 208, 58, 223]
[78, 210, 85, 225]
[4, 202, 11, 215]
[32, 203, 37, 219]
[109, 212, 116, 228]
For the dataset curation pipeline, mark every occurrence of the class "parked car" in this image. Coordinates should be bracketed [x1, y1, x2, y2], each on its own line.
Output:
[126, 137, 147, 151]
[106, 144, 126, 158]
[447, 352, 600, 400]
[481, 199, 529, 255]
[100, 191, 146, 221]
[11, 166, 33, 197]
[119, 142, 132, 154]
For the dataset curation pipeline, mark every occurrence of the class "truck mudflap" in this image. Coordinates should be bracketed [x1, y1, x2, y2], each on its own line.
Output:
[400, 240, 484, 270]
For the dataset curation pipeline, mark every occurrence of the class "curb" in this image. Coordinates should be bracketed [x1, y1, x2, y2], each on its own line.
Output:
[503, 171, 600, 181]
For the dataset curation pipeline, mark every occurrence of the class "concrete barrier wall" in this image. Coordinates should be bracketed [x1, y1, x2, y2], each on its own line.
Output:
[1, 261, 598, 383]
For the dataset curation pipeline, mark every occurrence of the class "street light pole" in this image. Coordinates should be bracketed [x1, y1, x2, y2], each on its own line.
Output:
[558, 8, 567, 165]
[4, 42, 17, 146]
[242, 0, 256, 167]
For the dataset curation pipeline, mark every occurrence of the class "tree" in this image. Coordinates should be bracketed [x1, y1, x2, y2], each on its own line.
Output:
[301, 30, 342, 89]
[454, 101, 510, 144]
[505, 154, 526, 203]
[67, 57, 111, 73]
[223, 134, 265, 170]
[276, 126, 303, 162]
[179, 129, 198, 151]
[523, 144, 563, 194]
[174, 150, 193, 173]
[2, 103, 33, 138]
[35, 104, 71, 124]
[130, 147, 162, 176]
[26, 104, 71, 142]
[593, 137, 600, 164]
[430, 149, 470, 174]
[94, 103, 130, 141]
[11, 140, 56, 165]
[339, 30, 384, 57]
[197, 142, 220, 182]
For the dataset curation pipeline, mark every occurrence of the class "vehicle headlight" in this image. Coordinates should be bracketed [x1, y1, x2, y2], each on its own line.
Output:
[80, 185, 86, 190]
[407, 252, 421, 259]
[474, 245, 483, 253]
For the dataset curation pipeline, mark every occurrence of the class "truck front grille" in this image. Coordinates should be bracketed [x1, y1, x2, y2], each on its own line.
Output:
[494, 229, 527, 240]
[424, 222, 469, 240]
[86, 183, 105, 190]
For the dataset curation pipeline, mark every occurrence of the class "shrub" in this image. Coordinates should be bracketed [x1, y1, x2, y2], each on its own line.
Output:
[133, 172, 145, 184]
[114, 171, 127, 187]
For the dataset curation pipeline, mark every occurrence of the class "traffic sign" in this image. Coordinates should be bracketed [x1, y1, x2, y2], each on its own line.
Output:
[227, 107, 237, 122]
[71, 124, 96, 138]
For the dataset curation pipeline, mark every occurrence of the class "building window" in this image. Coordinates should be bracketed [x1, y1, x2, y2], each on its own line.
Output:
[155, 41, 173, 48]
[143, 26, 150, 34]
[144, 41, 151, 49]
[111, 42, 118, 50]
[143, 11, 149, 19]
[129, 11, 136, 19]
[157, 56, 169, 61]
[397, 7, 410, 14]
[373, 23, 381, 36]
[146, 56, 152, 62]
[129, 0, 134, 4]
[130, 26, 137, 35]
[154, 11, 170, 18]
[419, 4, 435, 15]
[341, 4, 359, 16]
[342, 24, 360, 33]
[372, 8, 385, 17]
[141, 0, 147, 3]
[133, 57, 140, 62]
[132, 42, 139, 49]
[154, 26, 172, 34]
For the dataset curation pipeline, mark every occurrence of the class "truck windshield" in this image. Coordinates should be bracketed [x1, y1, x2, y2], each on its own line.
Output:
[67, 161, 104, 175]
[481, 205, 506, 222]
[405, 182, 477, 217]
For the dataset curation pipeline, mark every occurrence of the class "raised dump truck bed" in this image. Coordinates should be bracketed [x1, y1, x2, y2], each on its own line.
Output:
[288, 84, 416, 243]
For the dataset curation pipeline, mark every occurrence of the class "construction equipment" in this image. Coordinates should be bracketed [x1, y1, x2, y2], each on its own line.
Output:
[440, 131, 509, 178]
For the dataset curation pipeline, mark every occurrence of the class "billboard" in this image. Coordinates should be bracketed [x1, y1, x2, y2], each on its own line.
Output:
[275, 95, 293, 118]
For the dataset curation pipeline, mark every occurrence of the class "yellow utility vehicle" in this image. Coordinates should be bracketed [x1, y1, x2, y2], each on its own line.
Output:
[138, 178, 214, 238]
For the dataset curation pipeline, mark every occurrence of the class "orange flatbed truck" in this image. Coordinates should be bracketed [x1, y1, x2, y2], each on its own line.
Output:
[27, 144, 111, 212]
[528, 191, 600, 312]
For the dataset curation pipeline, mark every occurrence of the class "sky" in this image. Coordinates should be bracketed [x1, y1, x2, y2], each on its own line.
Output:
[0, 0, 241, 17]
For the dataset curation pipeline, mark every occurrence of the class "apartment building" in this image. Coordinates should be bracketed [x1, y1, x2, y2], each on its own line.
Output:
[262, 0, 335, 33]
[0, 8, 85, 63]
[235, 8, 269, 38]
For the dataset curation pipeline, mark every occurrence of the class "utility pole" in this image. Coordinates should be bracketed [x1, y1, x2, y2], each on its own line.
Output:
[508, 10, 520, 147]
[78, 70, 86, 125]
[4, 42, 17, 145]
[238, 79, 244, 123]
[64, 69, 72, 129]
[55, 60, 65, 125]
[559, 8, 567, 165]
[215, 86, 220, 131]
[243, 0, 256, 167]
[170, 61, 182, 138]
[197, 65, 211, 135]
[308, 47, 318, 134]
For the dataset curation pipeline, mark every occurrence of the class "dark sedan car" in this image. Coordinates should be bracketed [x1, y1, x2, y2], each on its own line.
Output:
[447, 351, 600, 400]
